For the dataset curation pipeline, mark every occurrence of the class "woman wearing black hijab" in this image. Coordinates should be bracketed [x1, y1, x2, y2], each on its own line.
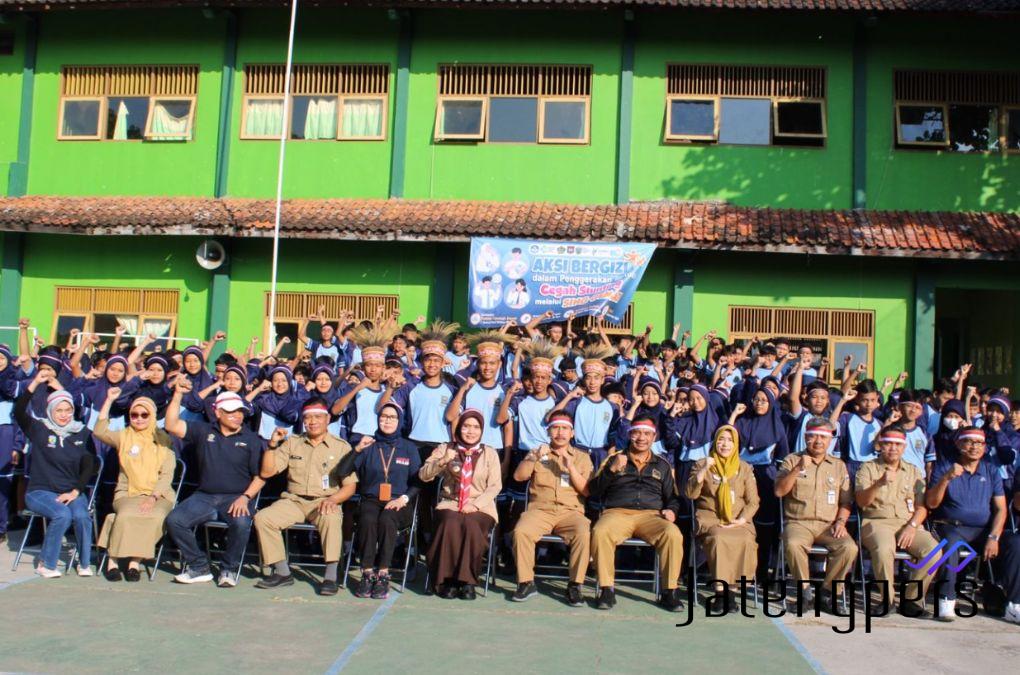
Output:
[351, 402, 421, 600]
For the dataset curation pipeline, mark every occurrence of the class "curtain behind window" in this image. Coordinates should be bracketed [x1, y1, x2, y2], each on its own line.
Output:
[342, 99, 383, 138]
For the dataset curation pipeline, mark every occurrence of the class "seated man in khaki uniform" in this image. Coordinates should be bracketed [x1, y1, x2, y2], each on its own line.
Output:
[855, 426, 939, 616]
[589, 417, 684, 612]
[511, 412, 594, 606]
[254, 398, 358, 596]
[775, 417, 858, 613]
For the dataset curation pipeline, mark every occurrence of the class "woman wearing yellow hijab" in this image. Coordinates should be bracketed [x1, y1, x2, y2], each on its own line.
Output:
[684, 424, 759, 611]
[94, 387, 176, 582]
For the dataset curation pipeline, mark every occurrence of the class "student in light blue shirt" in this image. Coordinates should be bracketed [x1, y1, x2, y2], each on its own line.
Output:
[446, 337, 509, 451]
[831, 379, 885, 483]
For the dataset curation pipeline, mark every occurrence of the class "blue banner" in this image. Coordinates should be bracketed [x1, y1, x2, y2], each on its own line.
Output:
[467, 238, 657, 328]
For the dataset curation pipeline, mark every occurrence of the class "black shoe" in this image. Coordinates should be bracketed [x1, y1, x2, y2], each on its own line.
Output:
[355, 574, 376, 598]
[371, 574, 390, 600]
[659, 588, 685, 613]
[512, 581, 538, 602]
[899, 599, 926, 618]
[319, 579, 339, 596]
[459, 584, 477, 600]
[818, 589, 838, 615]
[727, 590, 741, 614]
[566, 582, 584, 607]
[124, 567, 141, 583]
[0, 532, 6, 545]
[437, 583, 459, 599]
[103, 566, 123, 582]
[255, 573, 294, 589]
[596, 586, 616, 610]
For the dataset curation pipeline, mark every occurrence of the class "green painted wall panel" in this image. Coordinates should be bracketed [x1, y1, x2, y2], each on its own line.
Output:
[630, 13, 855, 209]
[0, 18, 27, 196]
[864, 17, 1020, 212]
[402, 9, 621, 204]
[691, 252, 914, 382]
[27, 10, 225, 196]
[225, 8, 398, 199]
[225, 238, 436, 351]
[18, 234, 211, 344]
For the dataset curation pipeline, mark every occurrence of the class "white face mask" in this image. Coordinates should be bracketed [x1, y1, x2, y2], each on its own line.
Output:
[944, 417, 962, 431]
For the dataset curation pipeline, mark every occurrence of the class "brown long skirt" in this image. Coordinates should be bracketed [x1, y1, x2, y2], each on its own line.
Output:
[427, 509, 495, 589]
[97, 496, 174, 560]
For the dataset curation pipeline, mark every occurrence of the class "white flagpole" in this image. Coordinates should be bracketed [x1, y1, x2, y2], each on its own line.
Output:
[267, 0, 300, 350]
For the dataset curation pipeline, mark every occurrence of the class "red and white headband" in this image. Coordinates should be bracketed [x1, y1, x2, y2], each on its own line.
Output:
[629, 419, 657, 434]
[302, 404, 330, 417]
[548, 417, 574, 430]
[877, 432, 906, 445]
[957, 429, 984, 442]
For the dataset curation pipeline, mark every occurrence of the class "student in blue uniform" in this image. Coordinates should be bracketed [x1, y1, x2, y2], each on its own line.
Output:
[299, 310, 354, 371]
[672, 383, 721, 489]
[830, 379, 884, 484]
[443, 332, 472, 376]
[248, 364, 304, 442]
[618, 377, 676, 464]
[446, 332, 512, 451]
[332, 325, 393, 444]
[888, 389, 936, 475]
[786, 363, 836, 455]
[982, 393, 1020, 494]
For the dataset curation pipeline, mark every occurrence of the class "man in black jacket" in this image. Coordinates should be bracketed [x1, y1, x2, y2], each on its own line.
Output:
[589, 417, 684, 611]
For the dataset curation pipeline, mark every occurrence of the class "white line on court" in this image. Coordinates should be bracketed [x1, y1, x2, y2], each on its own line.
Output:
[0, 575, 38, 592]
[769, 616, 829, 675]
[325, 592, 401, 674]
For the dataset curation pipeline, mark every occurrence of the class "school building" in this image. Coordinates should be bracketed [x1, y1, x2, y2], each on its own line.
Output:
[0, 0, 1017, 388]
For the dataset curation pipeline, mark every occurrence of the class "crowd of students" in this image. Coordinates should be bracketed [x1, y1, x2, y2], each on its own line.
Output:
[1, 308, 1018, 622]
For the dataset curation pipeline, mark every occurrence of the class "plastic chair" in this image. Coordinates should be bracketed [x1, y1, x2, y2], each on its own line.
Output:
[12, 453, 105, 573]
[342, 494, 420, 592]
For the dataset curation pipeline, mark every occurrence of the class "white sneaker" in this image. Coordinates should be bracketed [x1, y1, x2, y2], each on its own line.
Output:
[76, 565, 94, 577]
[1004, 602, 1020, 624]
[174, 568, 214, 584]
[937, 598, 956, 622]
[217, 572, 238, 588]
[35, 565, 62, 579]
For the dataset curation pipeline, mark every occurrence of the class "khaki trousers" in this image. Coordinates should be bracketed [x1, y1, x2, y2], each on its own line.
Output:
[591, 508, 684, 590]
[861, 518, 939, 598]
[254, 495, 341, 565]
[783, 519, 858, 586]
[97, 496, 174, 559]
[513, 508, 591, 584]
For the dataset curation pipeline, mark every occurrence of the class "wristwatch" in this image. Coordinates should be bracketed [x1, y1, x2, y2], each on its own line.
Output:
[907, 521, 918, 528]
[988, 534, 1000, 541]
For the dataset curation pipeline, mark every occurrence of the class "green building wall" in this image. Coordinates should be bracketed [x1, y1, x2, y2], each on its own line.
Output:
[863, 16, 1019, 212]
[226, 8, 398, 199]
[691, 252, 914, 384]
[629, 13, 855, 210]
[26, 10, 226, 197]
[17, 234, 211, 344]
[0, 17, 27, 196]
[401, 9, 622, 205]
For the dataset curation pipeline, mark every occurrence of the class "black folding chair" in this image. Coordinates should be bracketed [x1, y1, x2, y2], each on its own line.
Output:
[12, 453, 105, 573]
[342, 495, 421, 592]
[776, 499, 851, 612]
[590, 502, 661, 595]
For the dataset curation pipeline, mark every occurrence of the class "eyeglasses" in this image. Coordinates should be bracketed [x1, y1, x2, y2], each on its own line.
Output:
[130, 411, 150, 420]
[379, 414, 399, 421]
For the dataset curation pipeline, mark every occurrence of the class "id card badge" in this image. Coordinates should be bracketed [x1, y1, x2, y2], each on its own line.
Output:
[906, 498, 915, 513]
[826, 490, 837, 505]
[321, 474, 330, 490]
[560, 473, 570, 488]
[378, 483, 392, 501]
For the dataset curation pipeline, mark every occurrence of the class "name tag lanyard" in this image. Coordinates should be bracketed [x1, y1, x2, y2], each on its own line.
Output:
[378, 446, 397, 501]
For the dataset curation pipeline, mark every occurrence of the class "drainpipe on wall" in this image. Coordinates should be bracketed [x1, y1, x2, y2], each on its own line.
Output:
[388, 9, 412, 199]
[615, 10, 635, 206]
[213, 9, 239, 199]
[852, 18, 872, 210]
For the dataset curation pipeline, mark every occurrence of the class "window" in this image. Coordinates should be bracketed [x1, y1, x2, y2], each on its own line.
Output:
[51, 287, 180, 348]
[728, 306, 875, 385]
[893, 70, 1020, 153]
[665, 64, 826, 147]
[58, 65, 198, 141]
[435, 64, 592, 144]
[1008, 109, 1020, 152]
[665, 97, 717, 141]
[580, 303, 635, 337]
[264, 291, 399, 353]
[241, 63, 389, 141]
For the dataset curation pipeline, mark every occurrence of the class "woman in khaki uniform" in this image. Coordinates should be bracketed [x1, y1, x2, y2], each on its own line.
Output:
[685, 425, 759, 610]
[94, 388, 176, 582]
